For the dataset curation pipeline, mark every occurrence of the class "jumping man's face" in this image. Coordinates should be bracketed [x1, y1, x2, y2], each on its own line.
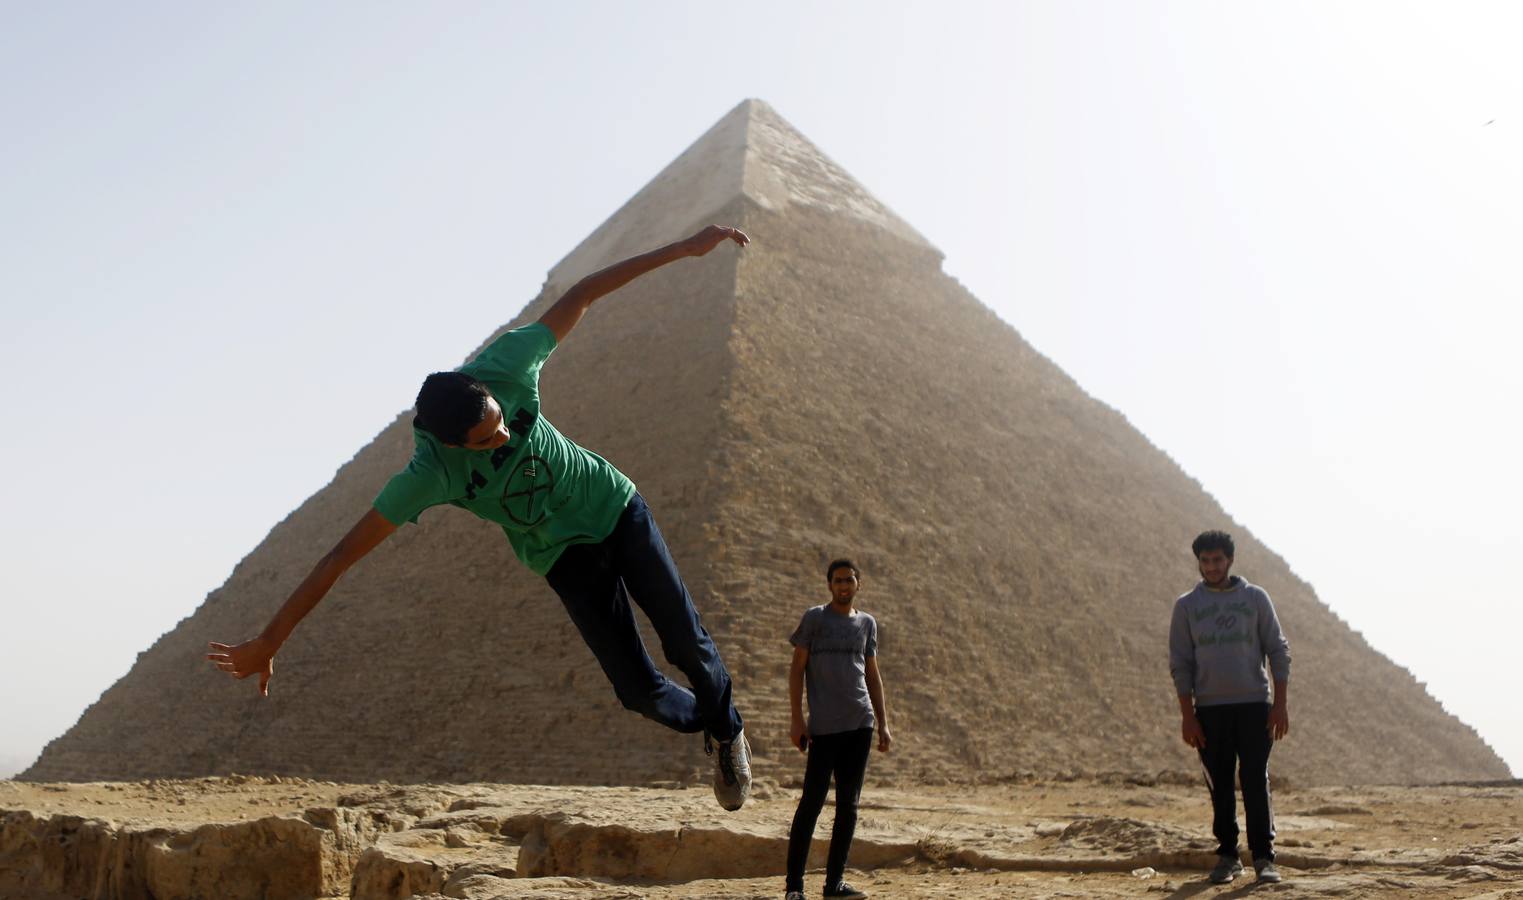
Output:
[1196, 549, 1233, 589]
[457, 397, 511, 451]
[829, 569, 859, 607]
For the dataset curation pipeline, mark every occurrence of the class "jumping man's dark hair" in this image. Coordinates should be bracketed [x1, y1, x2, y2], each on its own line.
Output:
[415, 371, 491, 445]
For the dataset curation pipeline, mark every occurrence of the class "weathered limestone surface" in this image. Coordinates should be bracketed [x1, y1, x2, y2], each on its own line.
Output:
[0, 810, 355, 900]
[3, 777, 1522, 899]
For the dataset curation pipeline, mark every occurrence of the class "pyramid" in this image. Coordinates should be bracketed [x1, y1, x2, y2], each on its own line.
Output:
[25, 100, 1507, 786]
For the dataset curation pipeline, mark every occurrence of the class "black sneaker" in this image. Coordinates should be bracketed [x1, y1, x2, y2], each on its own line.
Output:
[784, 892, 806, 900]
[1209, 855, 1244, 884]
[824, 882, 867, 899]
[1254, 858, 1282, 883]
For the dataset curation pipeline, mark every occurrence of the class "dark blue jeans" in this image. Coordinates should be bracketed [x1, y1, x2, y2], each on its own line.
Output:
[545, 493, 742, 741]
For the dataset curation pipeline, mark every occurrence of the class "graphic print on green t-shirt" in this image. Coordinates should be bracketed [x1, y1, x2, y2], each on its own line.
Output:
[372, 322, 635, 576]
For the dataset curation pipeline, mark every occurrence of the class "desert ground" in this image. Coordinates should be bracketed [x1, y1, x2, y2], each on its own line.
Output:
[3, 773, 1520, 899]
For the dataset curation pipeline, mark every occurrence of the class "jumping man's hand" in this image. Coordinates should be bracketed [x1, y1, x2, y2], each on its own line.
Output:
[202, 510, 396, 700]
[877, 726, 893, 753]
[680, 225, 749, 257]
[207, 636, 277, 697]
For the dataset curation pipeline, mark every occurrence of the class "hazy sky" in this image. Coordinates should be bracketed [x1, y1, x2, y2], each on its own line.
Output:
[2, 2, 1519, 779]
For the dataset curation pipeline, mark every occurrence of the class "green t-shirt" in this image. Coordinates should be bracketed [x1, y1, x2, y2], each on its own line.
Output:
[373, 322, 636, 576]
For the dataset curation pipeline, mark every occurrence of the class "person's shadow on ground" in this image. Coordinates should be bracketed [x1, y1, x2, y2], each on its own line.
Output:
[1166, 877, 1272, 898]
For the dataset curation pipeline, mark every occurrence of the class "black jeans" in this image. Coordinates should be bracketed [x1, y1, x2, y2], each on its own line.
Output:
[544, 493, 743, 740]
[785, 727, 874, 892]
[1197, 702, 1276, 861]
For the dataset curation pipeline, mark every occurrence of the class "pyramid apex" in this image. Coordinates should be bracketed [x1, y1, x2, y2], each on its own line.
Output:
[735, 101, 934, 253]
[547, 100, 935, 289]
[734, 97, 774, 116]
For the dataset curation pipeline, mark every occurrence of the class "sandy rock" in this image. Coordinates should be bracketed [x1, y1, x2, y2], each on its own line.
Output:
[1302, 803, 1375, 816]
[351, 834, 450, 899]
[0, 809, 353, 900]
[6, 778, 1523, 898]
[1056, 816, 1203, 856]
[350, 821, 522, 900]
[513, 810, 919, 882]
[1443, 833, 1523, 871]
[416, 877, 643, 899]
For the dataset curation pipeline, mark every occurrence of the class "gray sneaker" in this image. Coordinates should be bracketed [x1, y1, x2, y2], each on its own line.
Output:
[1254, 858, 1282, 883]
[1209, 855, 1244, 884]
[785, 893, 806, 900]
[707, 729, 752, 811]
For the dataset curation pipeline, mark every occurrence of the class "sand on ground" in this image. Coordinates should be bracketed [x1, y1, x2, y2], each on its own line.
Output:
[4, 775, 1521, 899]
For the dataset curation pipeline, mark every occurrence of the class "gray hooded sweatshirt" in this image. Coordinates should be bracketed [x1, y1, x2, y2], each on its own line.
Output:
[1169, 576, 1291, 707]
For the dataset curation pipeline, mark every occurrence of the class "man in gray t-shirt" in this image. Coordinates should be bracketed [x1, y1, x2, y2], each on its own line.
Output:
[791, 603, 877, 736]
[784, 559, 892, 900]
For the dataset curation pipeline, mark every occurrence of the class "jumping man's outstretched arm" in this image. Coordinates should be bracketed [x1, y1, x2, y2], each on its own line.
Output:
[207, 508, 398, 695]
[537, 225, 748, 343]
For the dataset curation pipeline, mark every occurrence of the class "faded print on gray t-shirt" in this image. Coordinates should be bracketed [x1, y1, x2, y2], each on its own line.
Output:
[790, 605, 877, 736]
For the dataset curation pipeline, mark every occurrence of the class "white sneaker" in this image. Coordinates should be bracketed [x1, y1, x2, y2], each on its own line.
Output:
[706, 729, 752, 811]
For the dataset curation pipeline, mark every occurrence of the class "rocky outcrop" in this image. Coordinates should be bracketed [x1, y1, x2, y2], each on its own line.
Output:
[0, 810, 355, 900]
[513, 813, 916, 882]
[351, 826, 518, 900]
[4, 778, 1523, 899]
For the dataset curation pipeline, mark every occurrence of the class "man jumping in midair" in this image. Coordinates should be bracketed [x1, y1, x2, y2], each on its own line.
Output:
[209, 225, 754, 810]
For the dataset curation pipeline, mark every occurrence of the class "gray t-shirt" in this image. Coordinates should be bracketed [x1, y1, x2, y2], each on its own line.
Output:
[790, 605, 877, 736]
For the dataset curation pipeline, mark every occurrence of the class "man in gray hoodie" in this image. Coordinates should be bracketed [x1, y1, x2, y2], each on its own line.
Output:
[1169, 530, 1292, 885]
